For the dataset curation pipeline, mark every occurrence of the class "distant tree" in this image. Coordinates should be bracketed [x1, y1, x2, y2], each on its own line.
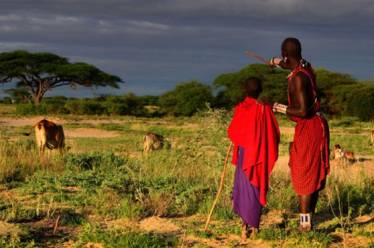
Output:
[213, 64, 365, 118]
[315, 68, 356, 91]
[314, 68, 357, 115]
[345, 86, 374, 121]
[213, 64, 288, 108]
[325, 83, 366, 116]
[4, 87, 32, 103]
[139, 95, 159, 106]
[0, 50, 123, 105]
[159, 81, 213, 116]
[103, 93, 146, 116]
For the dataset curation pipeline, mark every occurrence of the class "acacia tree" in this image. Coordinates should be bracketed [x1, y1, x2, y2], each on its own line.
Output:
[0, 50, 123, 105]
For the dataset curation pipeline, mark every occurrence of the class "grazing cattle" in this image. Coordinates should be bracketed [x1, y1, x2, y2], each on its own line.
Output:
[333, 144, 355, 164]
[143, 132, 164, 152]
[371, 130, 374, 145]
[35, 119, 65, 155]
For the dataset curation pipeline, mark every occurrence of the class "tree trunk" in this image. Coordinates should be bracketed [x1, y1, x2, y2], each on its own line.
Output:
[33, 93, 43, 105]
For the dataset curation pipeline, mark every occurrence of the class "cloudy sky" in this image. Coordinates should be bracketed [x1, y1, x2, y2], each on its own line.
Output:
[0, 0, 373, 98]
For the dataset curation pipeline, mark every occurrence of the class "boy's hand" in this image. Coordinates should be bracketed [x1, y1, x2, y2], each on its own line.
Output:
[272, 102, 288, 114]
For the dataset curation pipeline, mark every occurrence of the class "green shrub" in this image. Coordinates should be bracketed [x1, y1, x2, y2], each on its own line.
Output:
[64, 152, 125, 170]
[15, 104, 47, 115]
[44, 97, 69, 114]
[65, 100, 106, 115]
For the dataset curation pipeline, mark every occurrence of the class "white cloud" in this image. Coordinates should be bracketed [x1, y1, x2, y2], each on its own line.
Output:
[0, 42, 41, 50]
[0, 14, 22, 21]
[127, 20, 170, 31]
[97, 19, 172, 35]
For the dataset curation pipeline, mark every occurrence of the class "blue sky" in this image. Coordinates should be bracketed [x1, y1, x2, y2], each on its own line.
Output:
[0, 0, 373, 98]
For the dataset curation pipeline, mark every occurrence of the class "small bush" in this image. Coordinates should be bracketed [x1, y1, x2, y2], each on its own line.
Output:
[65, 100, 106, 115]
[64, 152, 125, 170]
[15, 104, 47, 115]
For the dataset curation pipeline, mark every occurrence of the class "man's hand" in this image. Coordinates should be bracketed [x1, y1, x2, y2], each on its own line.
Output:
[273, 102, 288, 114]
[269, 57, 282, 67]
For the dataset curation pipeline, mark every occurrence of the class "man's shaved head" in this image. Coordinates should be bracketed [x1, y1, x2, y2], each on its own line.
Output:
[282, 37, 302, 59]
[242, 76, 263, 99]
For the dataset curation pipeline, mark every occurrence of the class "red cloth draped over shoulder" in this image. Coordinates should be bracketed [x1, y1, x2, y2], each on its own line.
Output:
[227, 97, 280, 206]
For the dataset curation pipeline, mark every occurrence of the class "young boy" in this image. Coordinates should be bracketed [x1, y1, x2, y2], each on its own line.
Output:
[228, 77, 280, 241]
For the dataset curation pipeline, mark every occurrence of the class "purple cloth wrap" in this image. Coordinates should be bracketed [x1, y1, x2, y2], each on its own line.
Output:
[232, 146, 262, 228]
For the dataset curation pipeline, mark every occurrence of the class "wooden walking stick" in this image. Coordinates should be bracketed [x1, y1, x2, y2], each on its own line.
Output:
[204, 143, 233, 231]
[244, 50, 281, 69]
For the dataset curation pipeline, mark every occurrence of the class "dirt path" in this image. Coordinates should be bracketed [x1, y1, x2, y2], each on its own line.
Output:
[101, 213, 373, 248]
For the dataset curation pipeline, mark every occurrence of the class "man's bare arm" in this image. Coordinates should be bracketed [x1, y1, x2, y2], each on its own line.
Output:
[286, 74, 309, 118]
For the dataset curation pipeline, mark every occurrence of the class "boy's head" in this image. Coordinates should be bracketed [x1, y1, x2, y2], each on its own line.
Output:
[241, 77, 263, 99]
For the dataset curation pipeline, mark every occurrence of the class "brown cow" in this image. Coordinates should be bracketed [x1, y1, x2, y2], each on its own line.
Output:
[35, 119, 65, 155]
[371, 130, 374, 146]
[143, 132, 164, 153]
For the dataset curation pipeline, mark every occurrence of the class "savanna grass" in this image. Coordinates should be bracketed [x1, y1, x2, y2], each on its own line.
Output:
[74, 223, 179, 248]
[0, 110, 373, 247]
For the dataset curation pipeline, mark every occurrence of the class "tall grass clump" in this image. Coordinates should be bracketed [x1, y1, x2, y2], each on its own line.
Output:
[320, 173, 373, 217]
[75, 224, 178, 247]
[0, 138, 41, 183]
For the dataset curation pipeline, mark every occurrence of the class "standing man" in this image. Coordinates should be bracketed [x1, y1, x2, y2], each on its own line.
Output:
[271, 38, 330, 231]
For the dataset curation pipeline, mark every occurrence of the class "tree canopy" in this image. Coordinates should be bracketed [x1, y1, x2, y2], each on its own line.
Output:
[213, 64, 288, 108]
[159, 80, 213, 116]
[1, 53, 373, 120]
[0, 50, 123, 104]
[212, 63, 374, 120]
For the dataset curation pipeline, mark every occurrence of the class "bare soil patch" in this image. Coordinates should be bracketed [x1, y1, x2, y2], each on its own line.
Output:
[105, 218, 139, 230]
[139, 216, 181, 234]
